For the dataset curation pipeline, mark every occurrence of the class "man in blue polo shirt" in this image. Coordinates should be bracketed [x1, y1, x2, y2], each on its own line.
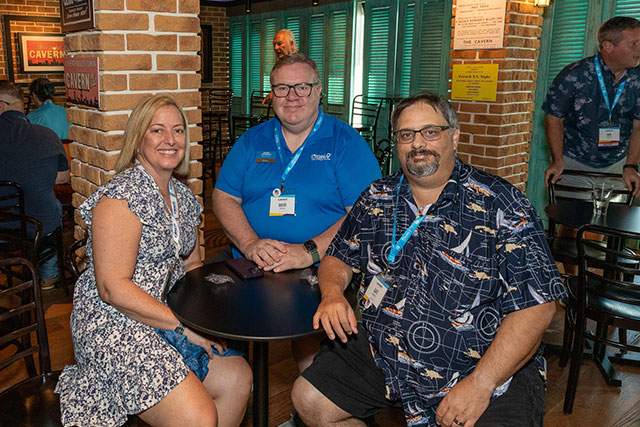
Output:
[543, 16, 640, 194]
[213, 53, 381, 371]
[293, 93, 566, 426]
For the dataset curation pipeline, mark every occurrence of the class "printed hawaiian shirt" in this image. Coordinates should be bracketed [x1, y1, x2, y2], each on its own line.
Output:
[542, 54, 640, 168]
[327, 160, 568, 426]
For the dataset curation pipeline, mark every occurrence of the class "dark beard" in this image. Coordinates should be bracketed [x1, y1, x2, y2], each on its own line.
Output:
[406, 149, 440, 177]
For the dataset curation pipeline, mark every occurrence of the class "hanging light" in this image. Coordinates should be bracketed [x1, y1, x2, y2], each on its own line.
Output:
[312, 0, 319, 5]
[534, 0, 550, 6]
[245, 0, 251, 13]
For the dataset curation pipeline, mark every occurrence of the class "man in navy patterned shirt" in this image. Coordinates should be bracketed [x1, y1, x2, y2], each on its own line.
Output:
[543, 16, 640, 194]
[292, 93, 567, 427]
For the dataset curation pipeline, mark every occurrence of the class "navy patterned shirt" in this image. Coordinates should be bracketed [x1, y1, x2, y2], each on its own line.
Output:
[542, 54, 640, 168]
[327, 160, 567, 426]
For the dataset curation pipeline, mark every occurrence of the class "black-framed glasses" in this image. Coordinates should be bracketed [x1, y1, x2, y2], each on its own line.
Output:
[271, 82, 319, 98]
[392, 125, 451, 144]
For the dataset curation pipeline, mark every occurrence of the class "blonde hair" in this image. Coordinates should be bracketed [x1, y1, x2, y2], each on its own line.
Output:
[115, 94, 190, 176]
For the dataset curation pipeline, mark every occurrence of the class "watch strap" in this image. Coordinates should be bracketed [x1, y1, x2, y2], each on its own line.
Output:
[623, 163, 639, 172]
[174, 323, 185, 335]
[304, 240, 320, 264]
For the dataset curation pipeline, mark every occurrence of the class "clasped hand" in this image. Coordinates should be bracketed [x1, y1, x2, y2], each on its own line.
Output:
[312, 293, 358, 342]
[245, 239, 313, 272]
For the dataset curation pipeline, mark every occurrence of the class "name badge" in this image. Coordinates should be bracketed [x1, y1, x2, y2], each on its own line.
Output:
[363, 274, 389, 309]
[598, 127, 620, 149]
[269, 194, 296, 216]
[256, 151, 276, 163]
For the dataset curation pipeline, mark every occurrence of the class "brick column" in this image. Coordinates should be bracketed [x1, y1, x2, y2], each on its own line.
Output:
[65, 0, 203, 240]
[451, 0, 544, 191]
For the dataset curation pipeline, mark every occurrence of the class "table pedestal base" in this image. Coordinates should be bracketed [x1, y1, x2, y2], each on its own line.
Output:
[253, 342, 269, 427]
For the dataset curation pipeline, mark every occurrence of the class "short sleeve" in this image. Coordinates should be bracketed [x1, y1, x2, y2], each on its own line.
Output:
[333, 127, 382, 207]
[326, 186, 374, 270]
[542, 64, 576, 118]
[496, 194, 567, 315]
[215, 133, 251, 198]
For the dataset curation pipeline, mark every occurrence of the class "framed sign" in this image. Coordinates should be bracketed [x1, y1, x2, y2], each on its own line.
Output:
[60, 0, 94, 33]
[64, 55, 99, 108]
[18, 33, 65, 73]
[453, 0, 507, 50]
[451, 63, 499, 102]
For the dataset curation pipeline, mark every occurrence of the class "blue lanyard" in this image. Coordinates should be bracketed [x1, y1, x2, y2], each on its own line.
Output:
[594, 54, 626, 123]
[273, 112, 324, 191]
[387, 176, 428, 264]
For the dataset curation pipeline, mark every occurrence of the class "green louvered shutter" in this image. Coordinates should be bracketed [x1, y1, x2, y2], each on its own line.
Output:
[308, 14, 326, 84]
[364, 4, 392, 98]
[248, 20, 262, 100]
[414, 0, 450, 95]
[397, 2, 416, 98]
[263, 18, 278, 89]
[327, 10, 347, 105]
[546, 0, 588, 87]
[614, 0, 640, 19]
[229, 19, 243, 99]
[285, 16, 301, 45]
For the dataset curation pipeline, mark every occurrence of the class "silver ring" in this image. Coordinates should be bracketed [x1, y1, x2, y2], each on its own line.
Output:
[453, 419, 465, 426]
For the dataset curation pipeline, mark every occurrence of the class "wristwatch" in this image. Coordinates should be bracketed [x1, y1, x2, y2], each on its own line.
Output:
[623, 163, 639, 172]
[303, 239, 320, 264]
[174, 323, 185, 335]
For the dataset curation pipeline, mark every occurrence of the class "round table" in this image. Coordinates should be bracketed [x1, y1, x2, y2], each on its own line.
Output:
[545, 199, 640, 232]
[166, 261, 321, 427]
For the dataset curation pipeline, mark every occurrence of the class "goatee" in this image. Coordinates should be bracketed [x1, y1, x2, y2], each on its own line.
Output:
[406, 149, 440, 177]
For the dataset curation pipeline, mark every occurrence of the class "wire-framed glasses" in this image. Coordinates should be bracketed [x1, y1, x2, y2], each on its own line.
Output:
[271, 82, 319, 98]
[392, 125, 451, 144]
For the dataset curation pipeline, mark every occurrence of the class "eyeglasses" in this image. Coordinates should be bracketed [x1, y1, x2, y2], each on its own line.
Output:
[392, 125, 451, 144]
[271, 82, 318, 98]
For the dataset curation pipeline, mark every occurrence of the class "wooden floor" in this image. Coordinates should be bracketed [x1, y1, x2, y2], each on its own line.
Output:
[2, 193, 640, 426]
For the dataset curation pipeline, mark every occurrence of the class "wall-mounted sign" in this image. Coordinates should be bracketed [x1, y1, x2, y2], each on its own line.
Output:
[64, 56, 99, 108]
[18, 33, 64, 73]
[60, 0, 94, 33]
[453, 0, 507, 50]
[451, 63, 499, 102]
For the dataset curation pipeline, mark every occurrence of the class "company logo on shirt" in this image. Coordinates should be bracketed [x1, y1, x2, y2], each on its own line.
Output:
[311, 152, 332, 161]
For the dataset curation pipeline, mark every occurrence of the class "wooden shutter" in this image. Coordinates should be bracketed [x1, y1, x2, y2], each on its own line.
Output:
[614, 0, 640, 19]
[363, 2, 393, 98]
[545, 0, 588, 87]
[262, 18, 278, 90]
[327, 10, 348, 105]
[413, 0, 450, 95]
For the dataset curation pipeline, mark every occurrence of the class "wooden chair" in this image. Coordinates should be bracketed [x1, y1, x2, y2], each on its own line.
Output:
[564, 225, 640, 413]
[0, 257, 60, 426]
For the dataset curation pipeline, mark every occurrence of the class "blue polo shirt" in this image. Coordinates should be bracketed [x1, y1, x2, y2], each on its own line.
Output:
[542, 54, 640, 168]
[27, 99, 69, 140]
[216, 113, 381, 249]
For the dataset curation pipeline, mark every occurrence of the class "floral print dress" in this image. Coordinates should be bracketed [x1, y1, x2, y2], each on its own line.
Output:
[55, 165, 202, 427]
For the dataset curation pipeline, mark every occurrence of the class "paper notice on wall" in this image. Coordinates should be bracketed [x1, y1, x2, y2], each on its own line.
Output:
[453, 0, 507, 50]
[451, 63, 499, 102]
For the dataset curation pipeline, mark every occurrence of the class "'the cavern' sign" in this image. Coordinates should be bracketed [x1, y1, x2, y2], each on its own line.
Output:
[64, 56, 99, 108]
[18, 33, 65, 73]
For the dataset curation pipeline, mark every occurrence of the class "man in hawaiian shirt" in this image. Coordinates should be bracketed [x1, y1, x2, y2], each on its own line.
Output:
[291, 93, 567, 427]
[543, 16, 640, 195]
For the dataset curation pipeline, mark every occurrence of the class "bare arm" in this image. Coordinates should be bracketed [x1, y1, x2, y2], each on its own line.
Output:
[92, 198, 216, 356]
[212, 188, 288, 268]
[312, 255, 357, 342]
[55, 170, 70, 184]
[623, 119, 640, 196]
[183, 241, 203, 272]
[436, 301, 556, 427]
[544, 114, 565, 185]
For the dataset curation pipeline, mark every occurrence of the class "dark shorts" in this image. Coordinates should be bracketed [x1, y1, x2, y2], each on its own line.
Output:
[302, 331, 545, 426]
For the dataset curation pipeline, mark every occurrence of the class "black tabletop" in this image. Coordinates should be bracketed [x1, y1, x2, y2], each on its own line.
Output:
[545, 200, 640, 233]
[166, 262, 321, 341]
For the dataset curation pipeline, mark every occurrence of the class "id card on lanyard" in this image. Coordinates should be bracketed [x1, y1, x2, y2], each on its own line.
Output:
[268, 112, 324, 217]
[168, 180, 182, 259]
[594, 54, 625, 149]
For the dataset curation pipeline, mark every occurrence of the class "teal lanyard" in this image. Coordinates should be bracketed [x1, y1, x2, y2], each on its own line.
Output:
[273, 112, 324, 191]
[594, 54, 626, 124]
[387, 176, 428, 264]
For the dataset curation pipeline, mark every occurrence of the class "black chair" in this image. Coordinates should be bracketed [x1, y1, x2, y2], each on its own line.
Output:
[0, 257, 60, 426]
[201, 88, 233, 190]
[350, 95, 383, 147]
[249, 90, 273, 120]
[564, 225, 640, 413]
[372, 138, 394, 176]
[66, 237, 88, 280]
[0, 180, 26, 237]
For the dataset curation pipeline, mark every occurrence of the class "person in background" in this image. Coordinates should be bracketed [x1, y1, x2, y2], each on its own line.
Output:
[55, 95, 252, 427]
[28, 77, 69, 140]
[213, 53, 381, 372]
[263, 29, 300, 105]
[543, 16, 640, 195]
[292, 93, 566, 427]
[0, 80, 69, 290]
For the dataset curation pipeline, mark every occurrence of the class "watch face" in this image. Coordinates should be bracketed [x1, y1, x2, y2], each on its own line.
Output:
[304, 240, 316, 252]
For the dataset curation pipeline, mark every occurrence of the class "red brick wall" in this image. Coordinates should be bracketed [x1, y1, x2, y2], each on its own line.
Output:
[451, 0, 544, 190]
